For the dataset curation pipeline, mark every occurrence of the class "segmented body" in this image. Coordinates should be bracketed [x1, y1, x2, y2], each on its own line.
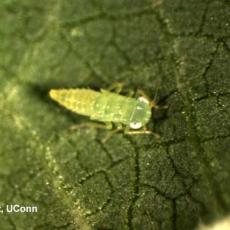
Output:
[50, 89, 100, 116]
[49, 88, 152, 127]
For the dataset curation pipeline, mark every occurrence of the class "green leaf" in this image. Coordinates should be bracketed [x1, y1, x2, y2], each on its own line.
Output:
[0, 0, 229, 229]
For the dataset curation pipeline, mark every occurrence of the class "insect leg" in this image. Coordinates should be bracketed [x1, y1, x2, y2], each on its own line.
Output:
[70, 122, 113, 131]
[126, 89, 135, 97]
[101, 123, 123, 143]
[107, 82, 136, 97]
[107, 82, 124, 94]
[124, 126, 161, 139]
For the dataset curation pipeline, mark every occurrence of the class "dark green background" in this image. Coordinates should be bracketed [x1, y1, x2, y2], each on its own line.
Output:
[0, 0, 229, 229]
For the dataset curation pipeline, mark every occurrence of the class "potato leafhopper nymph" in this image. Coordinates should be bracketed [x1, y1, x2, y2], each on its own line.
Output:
[49, 85, 158, 141]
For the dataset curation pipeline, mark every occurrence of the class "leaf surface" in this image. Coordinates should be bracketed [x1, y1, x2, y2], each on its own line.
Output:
[0, 0, 229, 229]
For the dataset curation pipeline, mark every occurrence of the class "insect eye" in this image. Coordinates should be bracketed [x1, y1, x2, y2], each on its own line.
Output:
[130, 122, 142, 129]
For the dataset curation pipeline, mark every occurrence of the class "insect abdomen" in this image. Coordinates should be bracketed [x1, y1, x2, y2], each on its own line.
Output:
[49, 89, 100, 116]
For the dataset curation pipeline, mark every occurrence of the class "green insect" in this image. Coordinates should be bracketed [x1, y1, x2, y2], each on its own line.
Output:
[49, 85, 158, 140]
